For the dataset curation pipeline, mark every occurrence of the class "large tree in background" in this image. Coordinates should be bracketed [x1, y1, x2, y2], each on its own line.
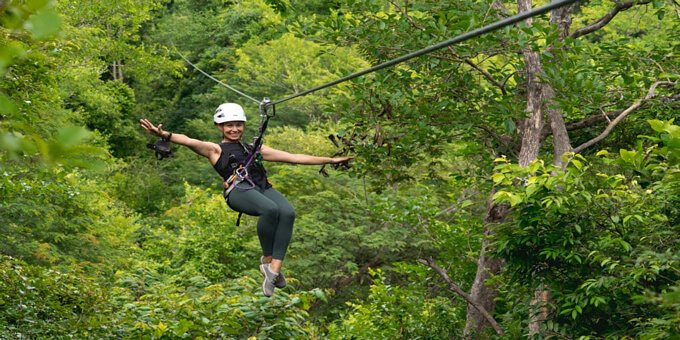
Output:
[466, 1, 677, 336]
[313, 0, 678, 337]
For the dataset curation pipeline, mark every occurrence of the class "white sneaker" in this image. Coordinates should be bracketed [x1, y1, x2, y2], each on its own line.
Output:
[260, 256, 286, 288]
[259, 263, 279, 297]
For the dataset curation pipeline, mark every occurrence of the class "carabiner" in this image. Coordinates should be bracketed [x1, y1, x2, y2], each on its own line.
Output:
[235, 166, 249, 180]
[259, 97, 275, 118]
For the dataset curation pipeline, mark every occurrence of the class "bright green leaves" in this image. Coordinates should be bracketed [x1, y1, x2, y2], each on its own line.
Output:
[25, 7, 61, 39]
[0, 39, 27, 78]
[619, 148, 638, 163]
[0, 253, 326, 338]
[1, 1, 61, 123]
[328, 267, 462, 338]
[230, 32, 369, 125]
[648, 119, 680, 161]
[0, 125, 107, 170]
[0, 256, 109, 338]
[492, 120, 680, 336]
[2, 0, 61, 38]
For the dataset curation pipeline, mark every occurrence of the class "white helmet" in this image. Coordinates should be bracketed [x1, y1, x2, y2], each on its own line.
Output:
[214, 103, 247, 124]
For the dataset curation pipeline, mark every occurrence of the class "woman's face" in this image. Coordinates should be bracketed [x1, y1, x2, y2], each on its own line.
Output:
[217, 121, 244, 142]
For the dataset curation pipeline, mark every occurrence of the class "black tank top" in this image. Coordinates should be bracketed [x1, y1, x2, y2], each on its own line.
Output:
[213, 142, 271, 190]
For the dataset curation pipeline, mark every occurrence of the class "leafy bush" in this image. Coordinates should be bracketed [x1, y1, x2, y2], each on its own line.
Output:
[491, 120, 680, 338]
[328, 267, 463, 339]
[109, 267, 326, 338]
[135, 183, 255, 282]
[0, 256, 111, 338]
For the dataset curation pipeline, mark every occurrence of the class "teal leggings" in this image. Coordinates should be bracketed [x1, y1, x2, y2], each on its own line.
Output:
[226, 186, 295, 260]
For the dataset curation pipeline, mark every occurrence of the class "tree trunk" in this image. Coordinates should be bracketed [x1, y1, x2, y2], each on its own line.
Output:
[517, 0, 545, 167]
[112, 60, 124, 81]
[528, 288, 551, 337]
[547, 4, 575, 167]
[463, 196, 508, 338]
[544, 85, 572, 167]
[465, 1, 576, 336]
[524, 1, 575, 334]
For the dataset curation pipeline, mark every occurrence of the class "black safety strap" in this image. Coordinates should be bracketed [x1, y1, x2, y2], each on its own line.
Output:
[231, 98, 275, 227]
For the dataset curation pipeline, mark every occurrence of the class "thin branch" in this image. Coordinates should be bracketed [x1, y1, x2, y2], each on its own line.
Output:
[436, 188, 480, 216]
[388, 0, 425, 31]
[540, 91, 680, 138]
[389, 0, 508, 95]
[573, 81, 675, 153]
[490, 0, 511, 18]
[452, 47, 508, 95]
[570, 0, 653, 39]
[419, 258, 505, 336]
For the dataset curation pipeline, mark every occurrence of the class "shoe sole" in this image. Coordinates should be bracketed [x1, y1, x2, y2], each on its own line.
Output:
[260, 264, 273, 297]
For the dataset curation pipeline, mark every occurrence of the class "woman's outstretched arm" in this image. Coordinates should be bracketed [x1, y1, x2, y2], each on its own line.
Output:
[260, 145, 352, 165]
[139, 119, 221, 163]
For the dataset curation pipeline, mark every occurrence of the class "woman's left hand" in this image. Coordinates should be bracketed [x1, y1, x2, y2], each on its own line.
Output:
[330, 156, 353, 164]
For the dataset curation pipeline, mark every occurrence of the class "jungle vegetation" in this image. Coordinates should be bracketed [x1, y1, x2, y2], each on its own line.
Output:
[1, 0, 678, 338]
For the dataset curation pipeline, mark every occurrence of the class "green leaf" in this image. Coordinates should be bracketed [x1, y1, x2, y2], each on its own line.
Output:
[507, 192, 522, 206]
[503, 118, 516, 134]
[648, 119, 666, 133]
[25, 8, 62, 40]
[619, 149, 637, 163]
[0, 93, 18, 114]
[460, 199, 473, 208]
[656, 9, 665, 20]
[55, 126, 91, 148]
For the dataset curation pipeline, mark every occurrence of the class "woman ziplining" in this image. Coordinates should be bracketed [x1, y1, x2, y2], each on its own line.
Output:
[139, 103, 352, 297]
[139, 0, 577, 298]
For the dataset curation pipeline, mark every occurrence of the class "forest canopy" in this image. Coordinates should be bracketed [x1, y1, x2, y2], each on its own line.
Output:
[1, 0, 678, 338]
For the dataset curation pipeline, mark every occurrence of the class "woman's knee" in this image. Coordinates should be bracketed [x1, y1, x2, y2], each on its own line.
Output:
[260, 204, 280, 219]
[279, 206, 295, 222]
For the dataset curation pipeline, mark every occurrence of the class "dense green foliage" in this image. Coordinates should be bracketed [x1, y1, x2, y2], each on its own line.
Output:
[1, 0, 678, 338]
[491, 120, 680, 338]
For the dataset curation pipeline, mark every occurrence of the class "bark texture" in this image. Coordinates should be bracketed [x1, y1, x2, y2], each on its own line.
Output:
[463, 198, 508, 338]
[517, 0, 546, 167]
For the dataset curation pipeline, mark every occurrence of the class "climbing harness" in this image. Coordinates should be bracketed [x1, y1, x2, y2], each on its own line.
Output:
[221, 99, 275, 226]
[222, 98, 275, 194]
[146, 134, 174, 160]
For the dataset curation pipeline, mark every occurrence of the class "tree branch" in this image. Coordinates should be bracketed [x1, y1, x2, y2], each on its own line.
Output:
[388, 0, 508, 95]
[418, 258, 505, 336]
[573, 81, 676, 153]
[459, 50, 508, 96]
[540, 92, 679, 138]
[388, 0, 425, 31]
[570, 0, 653, 40]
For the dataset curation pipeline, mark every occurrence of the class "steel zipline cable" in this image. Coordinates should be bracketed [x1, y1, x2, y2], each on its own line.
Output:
[177, 52, 262, 105]
[179, 0, 579, 107]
